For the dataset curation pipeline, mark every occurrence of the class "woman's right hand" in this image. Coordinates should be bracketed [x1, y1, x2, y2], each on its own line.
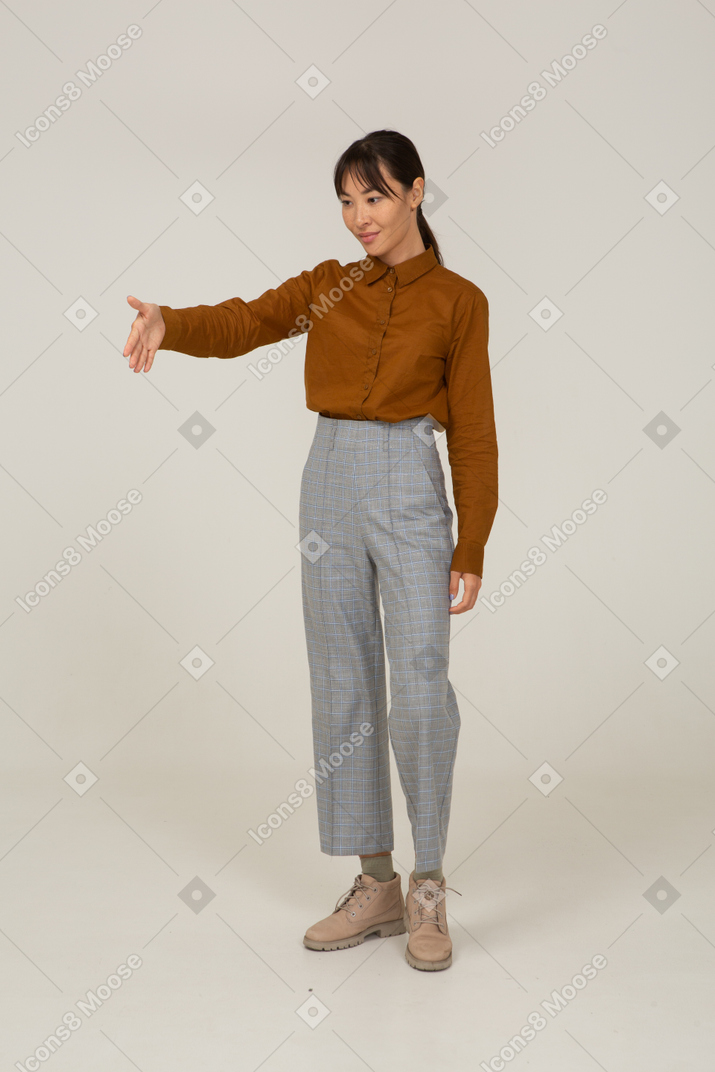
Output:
[123, 295, 166, 373]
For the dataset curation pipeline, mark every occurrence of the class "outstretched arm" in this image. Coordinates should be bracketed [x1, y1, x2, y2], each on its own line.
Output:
[122, 263, 325, 375]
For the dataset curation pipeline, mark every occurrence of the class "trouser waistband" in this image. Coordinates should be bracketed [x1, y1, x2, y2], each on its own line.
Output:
[316, 413, 437, 450]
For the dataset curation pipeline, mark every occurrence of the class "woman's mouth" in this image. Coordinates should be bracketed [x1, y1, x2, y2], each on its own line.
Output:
[359, 232, 379, 243]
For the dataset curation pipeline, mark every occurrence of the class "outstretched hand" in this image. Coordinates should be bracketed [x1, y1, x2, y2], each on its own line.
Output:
[123, 295, 166, 373]
[449, 571, 481, 614]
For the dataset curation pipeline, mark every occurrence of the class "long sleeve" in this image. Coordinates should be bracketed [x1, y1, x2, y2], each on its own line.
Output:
[444, 291, 499, 578]
[158, 262, 324, 359]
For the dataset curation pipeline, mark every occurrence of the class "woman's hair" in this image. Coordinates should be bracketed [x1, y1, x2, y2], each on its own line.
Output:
[333, 129, 443, 266]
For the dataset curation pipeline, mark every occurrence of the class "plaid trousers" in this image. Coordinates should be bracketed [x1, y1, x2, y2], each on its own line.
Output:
[299, 413, 460, 872]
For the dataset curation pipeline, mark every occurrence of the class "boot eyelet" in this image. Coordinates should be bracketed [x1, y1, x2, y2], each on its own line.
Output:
[351, 911, 355, 916]
[366, 895, 370, 900]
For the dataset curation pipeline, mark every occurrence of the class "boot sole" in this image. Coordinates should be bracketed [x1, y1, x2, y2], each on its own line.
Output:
[405, 946, 452, 971]
[404, 907, 452, 970]
[303, 914, 406, 951]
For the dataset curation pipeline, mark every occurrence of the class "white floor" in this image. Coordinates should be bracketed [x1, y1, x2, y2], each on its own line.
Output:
[4, 742, 714, 1072]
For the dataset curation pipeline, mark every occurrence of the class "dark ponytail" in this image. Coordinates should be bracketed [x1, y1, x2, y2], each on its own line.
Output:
[333, 129, 443, 266]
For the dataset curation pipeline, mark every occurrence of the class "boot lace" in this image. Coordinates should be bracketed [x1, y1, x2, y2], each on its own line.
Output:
[411, 879, 462, 927]
[333, 873, 377, 917]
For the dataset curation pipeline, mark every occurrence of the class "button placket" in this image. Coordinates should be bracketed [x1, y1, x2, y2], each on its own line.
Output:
[361, 272, 396, 406]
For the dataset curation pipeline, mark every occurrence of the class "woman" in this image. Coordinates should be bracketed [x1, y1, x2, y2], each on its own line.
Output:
[123, 129, 498, 972]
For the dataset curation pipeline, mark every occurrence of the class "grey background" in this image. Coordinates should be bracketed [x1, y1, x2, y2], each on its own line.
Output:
[1, 1, 713, 1069]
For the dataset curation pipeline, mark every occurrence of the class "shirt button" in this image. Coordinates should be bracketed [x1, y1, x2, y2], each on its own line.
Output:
[387, 287, 392, 292]
[388, 267, 394, 273]
[363, 384, 369, 390]
[379, 319, 385, 324]
[371, 348, 376, 354]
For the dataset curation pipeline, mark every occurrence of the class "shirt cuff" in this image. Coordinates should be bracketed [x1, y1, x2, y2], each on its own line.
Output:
[450, 539, 485, 579]
[158, 306, 200, 355]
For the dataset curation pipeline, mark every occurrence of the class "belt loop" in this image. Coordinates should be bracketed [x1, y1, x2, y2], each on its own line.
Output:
[381, 420, 390, 451]
[328, 418, 337, 451]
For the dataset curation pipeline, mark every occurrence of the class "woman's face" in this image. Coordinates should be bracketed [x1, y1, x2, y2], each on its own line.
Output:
[340, 164, 423, 259]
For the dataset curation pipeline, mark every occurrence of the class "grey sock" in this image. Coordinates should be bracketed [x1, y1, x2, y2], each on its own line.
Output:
[360, 853, 395, 883]
[414, 866, 443, 883]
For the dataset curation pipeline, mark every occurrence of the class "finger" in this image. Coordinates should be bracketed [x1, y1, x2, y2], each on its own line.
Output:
[129, 335, 145, 369]
[449, 589, 475, 613]
[462, 590, 478, 612]
[127, 319, 146, 363]
[123, 328, 137, 358]
[448, 591, 463, 612]
[144, 349, 155, 373]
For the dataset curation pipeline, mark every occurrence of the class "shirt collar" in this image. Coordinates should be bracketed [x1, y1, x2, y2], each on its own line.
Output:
[360, 243, 438, 287]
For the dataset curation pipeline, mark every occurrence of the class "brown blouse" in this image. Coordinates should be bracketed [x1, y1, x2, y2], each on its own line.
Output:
[158, 243, 498, 578]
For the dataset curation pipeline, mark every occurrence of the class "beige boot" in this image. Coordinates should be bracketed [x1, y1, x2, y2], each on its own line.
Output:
[303, 872, 406, 951]
[404, 870, 462, 971]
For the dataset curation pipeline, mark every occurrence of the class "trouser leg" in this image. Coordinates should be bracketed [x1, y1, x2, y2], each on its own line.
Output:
[299, 419, 394, 856]
[359, 419, 460, 873]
